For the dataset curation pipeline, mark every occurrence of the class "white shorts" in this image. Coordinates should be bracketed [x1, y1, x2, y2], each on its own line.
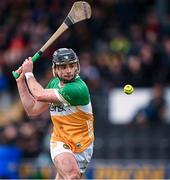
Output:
[50, 141, 93, 173]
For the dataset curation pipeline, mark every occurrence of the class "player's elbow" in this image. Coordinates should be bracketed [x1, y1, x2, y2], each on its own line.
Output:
[34, 92, 46, 102]
[27, 112, 37, 117]
[25, 110, 39, 117]
[35, 96, 43, 101]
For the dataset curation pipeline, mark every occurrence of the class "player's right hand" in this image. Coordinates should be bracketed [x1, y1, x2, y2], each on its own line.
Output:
[15, 67, 24, 82]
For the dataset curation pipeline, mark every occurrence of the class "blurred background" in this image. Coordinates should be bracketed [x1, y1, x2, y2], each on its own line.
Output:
[0, 0, 170, 179]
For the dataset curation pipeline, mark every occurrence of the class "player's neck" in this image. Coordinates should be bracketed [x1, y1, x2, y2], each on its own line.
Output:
[60, 81, 64, 87]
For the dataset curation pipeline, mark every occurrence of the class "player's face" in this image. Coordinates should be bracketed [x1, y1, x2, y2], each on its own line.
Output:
[55, 63, 77, 81]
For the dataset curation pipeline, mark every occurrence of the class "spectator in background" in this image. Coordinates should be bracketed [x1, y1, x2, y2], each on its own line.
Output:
[0, 123, 22, 179]
[139, 43, 155, 86]
[109, 52, 126, 87]
[79, 51, 101, 92]
[125, 55, 146, 87]
[159, 36, 170, 84]
[144, 12, 160, 47]
[109, 33, 131, 55]
[133, 83, 167, 126]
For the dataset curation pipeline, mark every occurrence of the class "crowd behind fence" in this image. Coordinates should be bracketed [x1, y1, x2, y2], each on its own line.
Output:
[1, 0, 170, 178]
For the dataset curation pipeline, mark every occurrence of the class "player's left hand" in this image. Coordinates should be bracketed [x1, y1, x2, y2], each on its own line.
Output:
[22, 57, 33, 73]
[15, 67, 25, 82]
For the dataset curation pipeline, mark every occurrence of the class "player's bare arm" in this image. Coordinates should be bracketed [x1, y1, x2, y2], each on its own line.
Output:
[15, 67, 48, 116]
[22, 57, 62, 105]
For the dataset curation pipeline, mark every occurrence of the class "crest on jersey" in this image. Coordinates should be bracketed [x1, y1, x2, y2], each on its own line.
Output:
[63, 144, 70, 149]
[76, 142, 82, 147]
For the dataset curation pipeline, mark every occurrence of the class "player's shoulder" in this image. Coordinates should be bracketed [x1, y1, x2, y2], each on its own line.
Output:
[71, 75, 87, 85]
[65, 75, 88, 90]
[60, 76, 90, 106]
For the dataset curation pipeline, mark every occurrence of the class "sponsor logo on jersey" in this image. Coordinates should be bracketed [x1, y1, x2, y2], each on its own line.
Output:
[58, 106, 66, 112]
[50, 104, 66, 112]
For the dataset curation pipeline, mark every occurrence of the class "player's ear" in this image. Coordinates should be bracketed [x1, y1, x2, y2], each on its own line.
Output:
[76, 62, 80, 74]
[52, 64, 56, 77]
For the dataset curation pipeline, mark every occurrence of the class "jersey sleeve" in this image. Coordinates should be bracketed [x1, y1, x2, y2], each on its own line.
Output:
[45, 78, 69, 106]
[58, 81, 90, 106]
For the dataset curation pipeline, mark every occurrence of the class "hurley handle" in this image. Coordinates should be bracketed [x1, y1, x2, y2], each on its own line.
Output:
[12, 51, 42, 79]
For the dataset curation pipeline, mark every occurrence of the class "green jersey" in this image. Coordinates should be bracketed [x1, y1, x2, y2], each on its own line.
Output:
[46, 75, 90, 106]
